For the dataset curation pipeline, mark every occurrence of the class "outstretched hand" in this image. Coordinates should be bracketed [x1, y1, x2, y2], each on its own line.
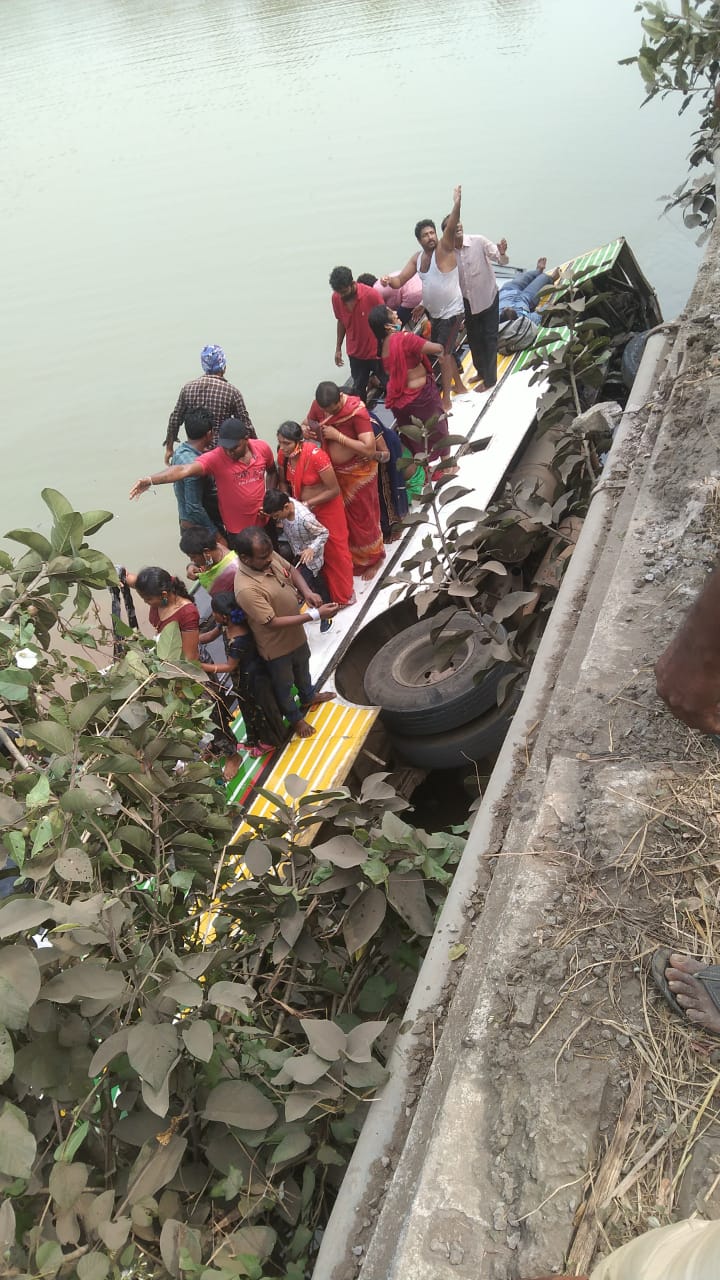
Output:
[453, 184, 462, 205]
[130, 478, 151, 500]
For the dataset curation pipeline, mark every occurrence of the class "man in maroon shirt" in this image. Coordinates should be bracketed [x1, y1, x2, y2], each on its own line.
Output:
[130, 419, 278, 536]
[329, 266, 383, 403]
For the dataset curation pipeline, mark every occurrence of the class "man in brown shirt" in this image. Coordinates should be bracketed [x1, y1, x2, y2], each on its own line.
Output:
[233, 528, 338, 738]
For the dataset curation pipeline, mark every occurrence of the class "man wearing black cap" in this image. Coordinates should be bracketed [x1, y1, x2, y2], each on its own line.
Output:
[130, 419, 278, 536]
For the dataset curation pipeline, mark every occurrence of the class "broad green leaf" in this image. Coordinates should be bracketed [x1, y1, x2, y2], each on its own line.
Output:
[268, 1129, 312, 1167]
[243, 839, 273, 877]
[55, 848, 93, 882]
[36, 1241, 63, 1275]
[157, 623, 183, 663]
[0, 976, 29, 1030]
[343, 887, 386, 955]
[124, 1136, 187, 1205]
[386, 870, 435, 936]
[25, 775, 51, 811]
[0, 796, 24, 827]
[3, 830, 26, 870]
[182, 1020, 214, 1062]
[30, 816, 54, 858]
[0, 944, 41, 1009]
[208, 981, 256, 1014]
[68, 690, 110, 731]
[77, 1255, 111, 1280]
[81, 509, 114, 536]
[0, 897, 55, 939]
[50, 511, 84, 556]
[0, 1027, 14, 1083]
[203, 1080, 278, 1130]
[98, 1218, 131, 1251]
[299, 1019, 346, 1063]
[88, 1029, 130, 1077]
[0, 667, 32, 701]
[311, 835, 367, 868]
[127, 1023, 179, 1091]
[284, 773, 309, 799]
[49, 1160, 88, 1210]
[344, 1020, 387, 1064]
[41, 488, 73, 520]
[55, 1118, 89, 1163]
[0, 1102, 36, 1177]
[160, 1219, 202, 1278]
[0, 1199, 15, 1252]
[162, 974, 203, 1007]
[42, 963, 126, 1004]
[4, 528, 52, 558]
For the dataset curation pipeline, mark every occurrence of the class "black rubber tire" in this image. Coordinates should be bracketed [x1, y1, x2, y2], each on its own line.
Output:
[621, 332, 649, 391]
[363, 612, 509, 735]
[388, 687, 522, 770]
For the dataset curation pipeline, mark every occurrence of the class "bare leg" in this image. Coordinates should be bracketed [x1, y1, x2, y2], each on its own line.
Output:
[439, 353, 455, 411]
[223, 753, 242, 781]
[361, 558, 384, 581]
[305, 691, 336, 707]
[666, 954, 720, 1034]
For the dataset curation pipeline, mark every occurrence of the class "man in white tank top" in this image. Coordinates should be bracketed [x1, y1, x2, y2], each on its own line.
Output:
[381, 185, 467, 412]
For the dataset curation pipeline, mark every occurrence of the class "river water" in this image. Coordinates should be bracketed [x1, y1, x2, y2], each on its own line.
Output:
[1, 0, 701, 574]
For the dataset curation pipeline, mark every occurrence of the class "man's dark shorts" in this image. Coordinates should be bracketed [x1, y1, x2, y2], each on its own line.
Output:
[430, 312, 464, 354]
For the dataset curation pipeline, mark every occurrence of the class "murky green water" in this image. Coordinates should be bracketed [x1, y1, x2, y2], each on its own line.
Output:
[1, 0, 701, 572]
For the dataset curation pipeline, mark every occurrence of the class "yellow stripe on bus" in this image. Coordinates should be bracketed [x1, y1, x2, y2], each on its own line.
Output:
[198, 701, 379, 942]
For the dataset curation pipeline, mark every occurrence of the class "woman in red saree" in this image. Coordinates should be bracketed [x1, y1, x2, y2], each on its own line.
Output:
[304, 383, 385, 581]
[369, 305, 452, 468]
[276, 421, 355, 606]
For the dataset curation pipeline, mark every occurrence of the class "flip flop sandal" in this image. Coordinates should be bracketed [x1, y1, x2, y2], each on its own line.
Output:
[651, 948, 720, 1022]
[650, 947, 684, 1017]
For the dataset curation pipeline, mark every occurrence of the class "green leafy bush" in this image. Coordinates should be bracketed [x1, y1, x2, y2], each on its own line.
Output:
[0, 492, 464, 1279]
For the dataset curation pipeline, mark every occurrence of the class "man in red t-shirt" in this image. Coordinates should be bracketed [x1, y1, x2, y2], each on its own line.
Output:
[329, 266, 383, 403]
[130, 419, 278, 535]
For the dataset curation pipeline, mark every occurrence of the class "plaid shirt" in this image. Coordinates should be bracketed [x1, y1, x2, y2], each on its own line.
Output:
[165, 374, 253, 447]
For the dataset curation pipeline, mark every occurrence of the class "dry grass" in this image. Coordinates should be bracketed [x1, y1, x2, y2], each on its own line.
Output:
[552, 736, 720, 1260]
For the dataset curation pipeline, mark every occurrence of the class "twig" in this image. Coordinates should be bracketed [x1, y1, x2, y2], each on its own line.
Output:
[566, 1064, 648, 1274]
[0, 725, 31, 770]
[599, 1114, 687, 1208]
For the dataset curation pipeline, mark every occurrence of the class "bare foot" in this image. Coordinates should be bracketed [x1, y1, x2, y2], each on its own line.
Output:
[468, 371, 484, 385]
[223, 754, 242, 781]
[441, 399, 452, 414]
[454, 380, 469, 396]
[474, 382, 487, 394]
[536, 256, 547, 272]
[306, 691, 335, 707]
[666, 954, 720, 1034]
[550, 266, 561, 282]
[295, 718, 316, 739]
[361, 558, 384, 581]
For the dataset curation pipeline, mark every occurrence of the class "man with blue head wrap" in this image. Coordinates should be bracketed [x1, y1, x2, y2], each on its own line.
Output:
[200, 344, 226, 375]
[164, 343, 255, 464]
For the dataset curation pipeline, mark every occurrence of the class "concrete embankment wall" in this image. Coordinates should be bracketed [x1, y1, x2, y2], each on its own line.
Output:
[315, 214, 720, 1280]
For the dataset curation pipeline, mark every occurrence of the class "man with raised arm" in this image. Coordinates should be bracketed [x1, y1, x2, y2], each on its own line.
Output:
[381, 185, 468, 412]
[441, 207, 509, 394]
[130, 418, 277, 537]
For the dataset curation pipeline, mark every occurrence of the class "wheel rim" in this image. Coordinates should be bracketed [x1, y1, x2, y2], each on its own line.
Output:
[388, 628, 487, 690]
